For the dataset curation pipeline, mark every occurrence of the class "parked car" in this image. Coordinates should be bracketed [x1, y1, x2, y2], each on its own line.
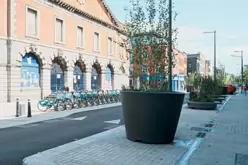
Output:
[224, 84, 234, 94]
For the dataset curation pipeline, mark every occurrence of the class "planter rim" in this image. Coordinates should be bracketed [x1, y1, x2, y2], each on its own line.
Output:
[121, 90, 185, 95]
[187, 100, 218, 105]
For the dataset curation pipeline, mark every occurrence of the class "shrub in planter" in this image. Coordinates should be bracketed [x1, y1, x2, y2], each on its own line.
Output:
[121, 0, 184, 144]
[187, 76, 218, 110]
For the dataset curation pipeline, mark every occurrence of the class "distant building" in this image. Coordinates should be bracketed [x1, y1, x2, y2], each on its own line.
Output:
[0, 0, 130, 103]
[187, 53, 208, 77]
[205, 60, 211, 76]
[172, 49, 188, 91]
[130, 33, 187, 91]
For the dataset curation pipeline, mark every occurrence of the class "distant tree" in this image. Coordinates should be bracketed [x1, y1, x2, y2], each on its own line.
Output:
[244, 68, 248, 84]
[123, 0, 178, 91]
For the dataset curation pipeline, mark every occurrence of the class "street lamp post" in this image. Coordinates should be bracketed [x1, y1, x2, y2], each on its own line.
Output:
[231, 50, 244, 93]
[168, 0, 173, 92]
[203, 30, 216, 82]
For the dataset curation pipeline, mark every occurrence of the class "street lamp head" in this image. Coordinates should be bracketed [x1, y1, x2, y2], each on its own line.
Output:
[234, 51, 241, 53]
[203, 32, 212, 34]
[203, 31, 215, 34]
[231, 55, 241, 58]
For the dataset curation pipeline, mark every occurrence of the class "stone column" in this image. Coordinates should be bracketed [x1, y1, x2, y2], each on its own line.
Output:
[0, 65, 8, 102]
[101, 71, 106, 90]
[83, 69, 92, 91]
[7, 64, 21, 102]
[113, 73, 119, 89]
[64, 67, 74, 91]
[40, 67, 51, 98]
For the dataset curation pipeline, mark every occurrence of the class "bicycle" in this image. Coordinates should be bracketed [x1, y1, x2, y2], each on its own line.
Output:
[37, 92, 64, 112]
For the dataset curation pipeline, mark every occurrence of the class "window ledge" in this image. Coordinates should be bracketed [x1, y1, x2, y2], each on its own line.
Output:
[26, 35, 40, 40]
[93, 50, 100, 53]
[21, 87, 41, 91]
[77, 46, 85, 50]
[55, 41, 65, 45]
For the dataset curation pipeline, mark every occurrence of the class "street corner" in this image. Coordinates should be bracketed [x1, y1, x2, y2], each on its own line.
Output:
[22, 153, 56, 165]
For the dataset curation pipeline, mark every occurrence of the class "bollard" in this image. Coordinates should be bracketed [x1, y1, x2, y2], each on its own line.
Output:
[27, 99, 32, 117]
[16, 98, 19, 117]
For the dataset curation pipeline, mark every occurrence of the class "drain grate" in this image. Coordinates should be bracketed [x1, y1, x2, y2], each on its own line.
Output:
[196, 132, 206, 138]
[191, 127, 206, 132]
[235, 153, 248, 165]
[205, 123, 214, 128]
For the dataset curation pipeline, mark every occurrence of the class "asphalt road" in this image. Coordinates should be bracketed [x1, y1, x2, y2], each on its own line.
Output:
[0, 95, 189, 165]
[0, 106, 124, 165]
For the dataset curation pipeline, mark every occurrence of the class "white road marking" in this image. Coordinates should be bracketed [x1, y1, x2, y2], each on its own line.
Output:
[71, 116, 87, 121]
[104, 119, 121, 124]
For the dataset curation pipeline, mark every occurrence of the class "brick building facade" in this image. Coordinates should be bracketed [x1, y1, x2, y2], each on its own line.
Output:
[0, 0, 129, 103]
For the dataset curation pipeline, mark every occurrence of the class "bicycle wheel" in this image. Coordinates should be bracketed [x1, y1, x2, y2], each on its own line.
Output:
[87, 98, 93, 107]
[93, 98, 99, 106]
[37, 102, 48, 112]
[65, 100, 73, 110]
[73, 99, 80, 109]
[81, 98, 87, 108]
[54, 100, 64, 111]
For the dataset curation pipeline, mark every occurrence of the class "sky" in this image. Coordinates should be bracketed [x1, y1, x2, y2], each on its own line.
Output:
[106, 0, 248, 75]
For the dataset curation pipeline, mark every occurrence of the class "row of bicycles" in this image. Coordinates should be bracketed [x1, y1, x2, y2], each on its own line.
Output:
[37, 90, 121, 112]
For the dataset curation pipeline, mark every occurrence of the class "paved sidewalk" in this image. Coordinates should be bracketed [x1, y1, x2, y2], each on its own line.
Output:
[0, 103, 121, 129]
[0, 100, 43, 119]
[189, 95, 248, 165]
[23, 97, 230, 165]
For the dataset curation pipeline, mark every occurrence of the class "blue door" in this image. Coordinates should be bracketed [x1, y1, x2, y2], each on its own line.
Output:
[51, 63, 64, 93]
[21, 54, 40, 88]
[73, 65, 84, 91]
[106, 67, 112, 89]
[91, 67, 100, 91]
[172, 80, 176, 91]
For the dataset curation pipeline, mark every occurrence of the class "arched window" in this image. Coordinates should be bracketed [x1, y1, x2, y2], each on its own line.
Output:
[21, 53, 40, 88]
[91, 67, 100, 91]
[51, 63, 65, 93]
[106, 66, 113, 90]
[73, 65, 84, 91]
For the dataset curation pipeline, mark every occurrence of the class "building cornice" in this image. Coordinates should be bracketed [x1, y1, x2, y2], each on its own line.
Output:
[48, 0, 127, 36]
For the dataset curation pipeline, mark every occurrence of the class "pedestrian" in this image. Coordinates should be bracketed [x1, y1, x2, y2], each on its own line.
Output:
[64, 87, 69, 92]
[244, 84, 248, 96]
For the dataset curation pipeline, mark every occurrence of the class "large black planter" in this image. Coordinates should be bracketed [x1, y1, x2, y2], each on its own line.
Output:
[187, 101, 217, 110]
[121, 91, 185, 144]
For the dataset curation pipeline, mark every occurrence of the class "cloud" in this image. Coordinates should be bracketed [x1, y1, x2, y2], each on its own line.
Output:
[175, 26, 248, 75]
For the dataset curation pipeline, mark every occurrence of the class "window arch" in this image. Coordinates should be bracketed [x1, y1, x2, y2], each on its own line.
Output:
[51, 57, 66, 93]
[91, 62, 101, 91]
[106, 66, 113, 90]
[21, 53, 40, 88]
[74, 65, 85, 90]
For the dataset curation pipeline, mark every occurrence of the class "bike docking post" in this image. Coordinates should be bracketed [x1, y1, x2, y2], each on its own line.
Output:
[16, 98, 19, 117]
[27, 99, 32, 117]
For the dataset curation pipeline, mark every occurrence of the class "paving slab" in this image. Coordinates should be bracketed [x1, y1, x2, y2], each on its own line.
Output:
[23, 126, 188, 165]
[189, 95, 248, 165]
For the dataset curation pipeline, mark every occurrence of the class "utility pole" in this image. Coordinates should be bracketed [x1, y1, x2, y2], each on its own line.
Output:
[203, 30, 217, 82]
[213, 30, 216, 82]
[241, 51, 244, 92]
[168, 0, 173, 92]
[231, 50, 244, 93]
